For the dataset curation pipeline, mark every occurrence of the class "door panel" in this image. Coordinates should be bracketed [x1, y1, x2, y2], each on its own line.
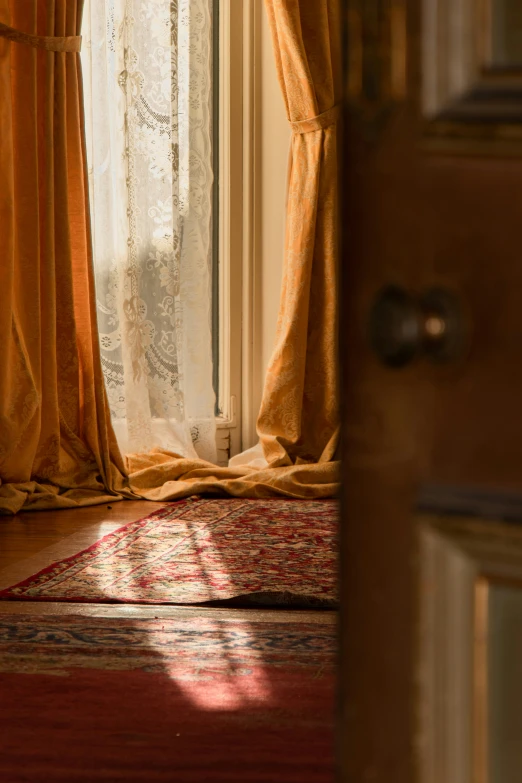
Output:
[425, 158, 522, 488]
[339, 0, 522, 780]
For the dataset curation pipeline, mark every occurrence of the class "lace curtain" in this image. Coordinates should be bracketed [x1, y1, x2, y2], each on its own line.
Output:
[81, 0, 217, 463]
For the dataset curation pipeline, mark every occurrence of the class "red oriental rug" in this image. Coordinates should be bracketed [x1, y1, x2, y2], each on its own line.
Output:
[0, 499, 338, 607]
[0, 607, 336, 782]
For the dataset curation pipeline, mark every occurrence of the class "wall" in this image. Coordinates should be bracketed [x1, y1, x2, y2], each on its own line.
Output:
[244, 2, 290, 448]
[258, 5, 289, 385]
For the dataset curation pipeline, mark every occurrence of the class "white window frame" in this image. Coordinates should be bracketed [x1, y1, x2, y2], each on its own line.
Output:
[215, 0, 260, 464]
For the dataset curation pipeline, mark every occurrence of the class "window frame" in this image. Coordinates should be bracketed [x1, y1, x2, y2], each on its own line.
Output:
[215, 0, 245, 462]
[215, 0, 264, 464]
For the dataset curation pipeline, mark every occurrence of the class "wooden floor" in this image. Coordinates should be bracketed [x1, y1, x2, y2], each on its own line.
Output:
[0, 499, 164, 591]
[0, 499, 164, 568]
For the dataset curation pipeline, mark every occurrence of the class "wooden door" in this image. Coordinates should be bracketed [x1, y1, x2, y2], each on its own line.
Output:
[339, 1, 522, 781]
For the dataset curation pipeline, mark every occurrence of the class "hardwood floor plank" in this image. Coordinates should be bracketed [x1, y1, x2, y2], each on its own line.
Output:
[0, 600, 337, 623]
[0, 500, 166, 571]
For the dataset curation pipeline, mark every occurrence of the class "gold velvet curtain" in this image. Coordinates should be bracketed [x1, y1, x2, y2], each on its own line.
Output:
[0, 0, 128, 514]
[259, 0, 341, 468]
[0, 0, 340, 513]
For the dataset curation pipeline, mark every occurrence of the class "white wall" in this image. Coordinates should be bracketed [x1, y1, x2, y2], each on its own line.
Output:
[250, 2, 290, 435]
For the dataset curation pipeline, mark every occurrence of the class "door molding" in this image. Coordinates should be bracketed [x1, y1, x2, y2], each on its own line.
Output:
[422, 0, 522, 155]
[419, 514, 522, 783]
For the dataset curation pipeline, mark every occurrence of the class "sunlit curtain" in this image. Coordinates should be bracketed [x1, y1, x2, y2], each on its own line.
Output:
[0, 0, 128, 515]
[0, 0, 339, 514]
[125, 0, 341, 499]
[81, 0, 217, 464]
[257, 0, 341, 469]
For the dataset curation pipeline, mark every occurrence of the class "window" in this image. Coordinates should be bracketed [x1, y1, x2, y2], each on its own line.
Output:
[82, 0, 222, 462]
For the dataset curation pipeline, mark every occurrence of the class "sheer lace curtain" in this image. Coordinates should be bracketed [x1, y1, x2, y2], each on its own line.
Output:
[81, 0, 217, 464]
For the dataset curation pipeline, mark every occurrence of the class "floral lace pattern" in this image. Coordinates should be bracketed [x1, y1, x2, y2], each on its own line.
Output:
[81, 0, 216, 462]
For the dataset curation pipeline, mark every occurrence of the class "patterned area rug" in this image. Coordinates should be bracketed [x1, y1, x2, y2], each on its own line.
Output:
[0, 611, 335, 782]
[0, 499, 338, 606]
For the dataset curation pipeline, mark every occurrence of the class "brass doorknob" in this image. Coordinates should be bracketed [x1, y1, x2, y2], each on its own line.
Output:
[369, 286, 467, 367]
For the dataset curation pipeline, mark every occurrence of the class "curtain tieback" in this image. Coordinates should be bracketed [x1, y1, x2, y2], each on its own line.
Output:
[290, 104, 341, 134]
[0, 21, 81, 52]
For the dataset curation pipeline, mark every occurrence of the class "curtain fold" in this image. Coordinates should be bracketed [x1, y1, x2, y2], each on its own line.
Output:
[258, 0, 341, 469]
[0, 0, 129, 514]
